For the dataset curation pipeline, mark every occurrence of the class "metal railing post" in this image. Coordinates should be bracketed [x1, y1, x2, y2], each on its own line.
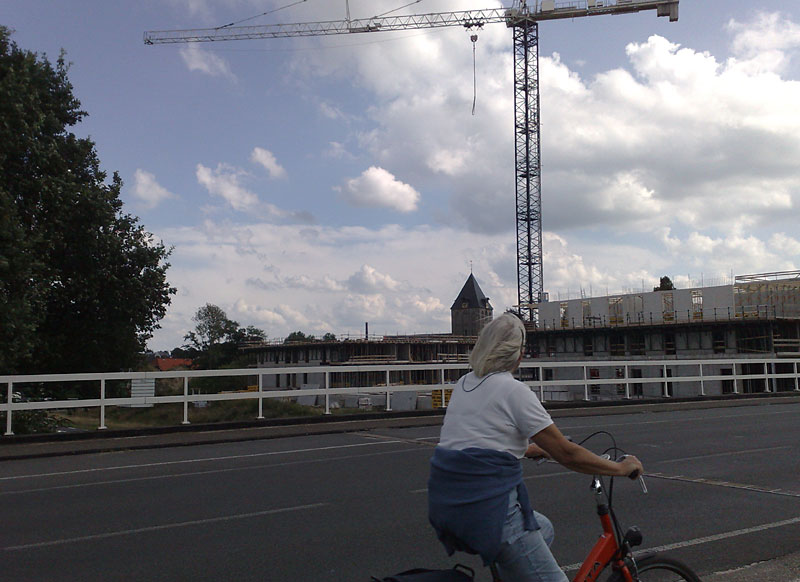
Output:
[733, 363, 739, 394]
[182, 376, 190, 424]
[257, 373, 264, 419]
[764, 361, 771, 393]
[439, 368, 447, 408]
[795, 361, 799, 391]
[662, 365, 668, 398]
[583, 366, 589, 401]
[324, 371, 331, 415]
[385, 369, 392, 411]
[539, 366, 545, 402]
[5, 382, 12, 436]
[699, 363, 705, 396]
[624, 365, 630, 399]
[99, 378, 107, 430]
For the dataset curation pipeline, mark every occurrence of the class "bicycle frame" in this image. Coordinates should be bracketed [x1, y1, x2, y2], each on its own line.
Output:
[572, 476, 633, 582]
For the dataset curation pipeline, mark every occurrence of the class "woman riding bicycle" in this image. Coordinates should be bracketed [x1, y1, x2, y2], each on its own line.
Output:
[428, 312, 643, 582]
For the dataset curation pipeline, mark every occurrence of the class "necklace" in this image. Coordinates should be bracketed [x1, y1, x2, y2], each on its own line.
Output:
[461, 371, 501, 392]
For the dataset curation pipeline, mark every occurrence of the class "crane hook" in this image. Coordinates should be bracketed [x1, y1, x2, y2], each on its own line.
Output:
[470, 33, 479, 116]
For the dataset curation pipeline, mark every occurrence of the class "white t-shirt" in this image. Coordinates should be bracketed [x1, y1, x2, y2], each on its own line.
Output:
[438, 371, 553, 459]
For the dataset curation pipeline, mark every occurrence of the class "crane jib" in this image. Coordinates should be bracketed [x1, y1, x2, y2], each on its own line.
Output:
[143, 1, 678, 44]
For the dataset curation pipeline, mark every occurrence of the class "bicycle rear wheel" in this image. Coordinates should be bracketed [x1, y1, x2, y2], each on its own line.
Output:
[606, 554, 701, 582]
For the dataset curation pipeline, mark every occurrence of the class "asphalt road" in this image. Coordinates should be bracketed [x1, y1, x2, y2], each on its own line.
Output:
[1, 402, 799, 581]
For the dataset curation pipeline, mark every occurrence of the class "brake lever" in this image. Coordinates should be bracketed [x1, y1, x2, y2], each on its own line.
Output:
[620, 455, 648, 494]
[636, 474, 648, 494]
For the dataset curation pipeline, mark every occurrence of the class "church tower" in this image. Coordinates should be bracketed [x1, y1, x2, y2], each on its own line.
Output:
[451, 273, 493, 336]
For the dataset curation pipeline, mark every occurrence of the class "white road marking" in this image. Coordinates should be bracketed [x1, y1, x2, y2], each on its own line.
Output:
[0, 441, 401, 481]
[557, 407, 798, 430]
[647, 472, 800, 498]
[655, 445, 793, 464]
[0, 447, 423, 496]
[3, 503, 328, 551]
[562, 515, 800, 572]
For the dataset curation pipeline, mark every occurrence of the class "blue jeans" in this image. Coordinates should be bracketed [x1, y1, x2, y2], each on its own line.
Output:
[494, 489, 569, 582]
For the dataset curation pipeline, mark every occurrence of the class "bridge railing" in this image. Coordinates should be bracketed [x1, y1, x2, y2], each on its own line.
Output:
[2, 357, 799, 435]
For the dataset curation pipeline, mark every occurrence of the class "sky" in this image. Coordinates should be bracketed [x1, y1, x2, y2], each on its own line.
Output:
[4, 0, 800, 351]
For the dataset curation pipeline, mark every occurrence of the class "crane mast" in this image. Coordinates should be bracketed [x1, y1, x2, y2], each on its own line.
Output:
[145, 0, 679, 322]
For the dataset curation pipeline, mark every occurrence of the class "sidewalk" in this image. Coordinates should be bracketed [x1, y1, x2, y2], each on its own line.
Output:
[703, 550, 800, 582]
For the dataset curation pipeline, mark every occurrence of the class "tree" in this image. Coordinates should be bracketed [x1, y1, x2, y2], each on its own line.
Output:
[653, 276, 676, 291]
[0, 28, 175, 374]
[322, 332, 337, 342]
[184, 304, 240, 351]
[230, 325, 267, 345]
[183, 304, 266, 368]
[284, 331, 315, 344]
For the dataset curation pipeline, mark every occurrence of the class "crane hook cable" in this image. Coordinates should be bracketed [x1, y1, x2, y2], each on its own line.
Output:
[471, 33, 478, 116]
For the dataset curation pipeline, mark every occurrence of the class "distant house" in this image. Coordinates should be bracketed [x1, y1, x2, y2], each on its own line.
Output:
[154, 358, 193, 372]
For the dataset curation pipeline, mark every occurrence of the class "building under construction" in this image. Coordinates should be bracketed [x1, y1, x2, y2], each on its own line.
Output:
[241, 270, 800, 401]
[525, 271, 800, 399]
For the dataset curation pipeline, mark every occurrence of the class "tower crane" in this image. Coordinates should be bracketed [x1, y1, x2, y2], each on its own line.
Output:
[145, 0, 679, 322]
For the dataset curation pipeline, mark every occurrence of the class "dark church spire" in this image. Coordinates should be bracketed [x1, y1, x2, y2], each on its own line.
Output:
[451, 273, 493, 335]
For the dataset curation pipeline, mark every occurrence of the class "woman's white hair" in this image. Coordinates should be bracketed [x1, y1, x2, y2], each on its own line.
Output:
[469, 312, 526, 377]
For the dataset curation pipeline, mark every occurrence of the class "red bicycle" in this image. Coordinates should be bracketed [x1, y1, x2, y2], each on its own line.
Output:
[491, 432, 701, 582]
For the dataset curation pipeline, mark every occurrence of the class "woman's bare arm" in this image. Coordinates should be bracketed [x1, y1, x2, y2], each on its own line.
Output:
[531, 424, 643, 477]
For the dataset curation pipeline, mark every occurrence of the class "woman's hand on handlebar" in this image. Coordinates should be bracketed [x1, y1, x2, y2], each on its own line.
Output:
[617, 454, 644, 479]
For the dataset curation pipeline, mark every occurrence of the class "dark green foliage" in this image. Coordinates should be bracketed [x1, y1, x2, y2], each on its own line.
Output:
[654, 276, 676, 291]
[6, 410, 70, 434]
[183, 303, 266, 369]
[183, 304, 239, 351]
[0, 27, 175, 374]
[284, 330, 315, 343]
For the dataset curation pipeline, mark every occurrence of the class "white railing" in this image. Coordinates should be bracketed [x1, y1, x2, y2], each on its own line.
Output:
[2, 357, 799, 435]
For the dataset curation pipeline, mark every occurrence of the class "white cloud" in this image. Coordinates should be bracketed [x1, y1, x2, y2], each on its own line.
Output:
[728, 12, 800, 73]
[294, 11, 800, 237]
[250, 147, 287, 179]
[283, 274, 345, 292]
[233, 299, 286, 328]
[346, 265, 400, 293]
[179, 45, 236, 80]
[769, 233, 800, 256]
[147, 220, 514, 349]
[324, 141, 355, 160]
[196, 163, 258, 211]
[131, 169, 176, 209]
[658, 230, 793, 275]
[319, 101, 346, 120]
[337, 166, 420, 213]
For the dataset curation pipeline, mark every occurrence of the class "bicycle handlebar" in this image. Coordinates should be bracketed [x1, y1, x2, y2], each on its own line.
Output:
[530, 436, 648, 493]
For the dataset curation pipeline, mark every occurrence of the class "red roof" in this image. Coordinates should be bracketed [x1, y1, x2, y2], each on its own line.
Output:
[155, 358, 193, 371]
